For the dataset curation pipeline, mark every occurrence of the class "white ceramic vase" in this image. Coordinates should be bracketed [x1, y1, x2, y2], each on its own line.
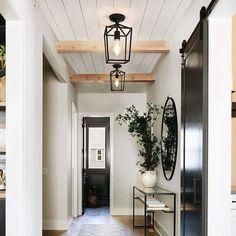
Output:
[141, 171, 157, 188]
[0, 129, 6, 152]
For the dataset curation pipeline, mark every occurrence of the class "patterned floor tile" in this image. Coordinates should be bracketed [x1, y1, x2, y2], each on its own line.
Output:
[62, 207, 159, 236]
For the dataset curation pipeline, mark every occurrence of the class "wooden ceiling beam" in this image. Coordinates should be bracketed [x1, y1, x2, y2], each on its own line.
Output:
[70, 73, 155, 83]
[56, 40, 170, 53]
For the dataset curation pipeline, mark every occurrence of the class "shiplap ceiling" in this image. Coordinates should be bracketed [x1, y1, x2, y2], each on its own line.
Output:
[37, 0, 192, 75]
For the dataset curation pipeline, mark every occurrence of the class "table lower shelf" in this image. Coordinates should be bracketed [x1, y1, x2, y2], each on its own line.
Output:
[136, 196, 171, 212]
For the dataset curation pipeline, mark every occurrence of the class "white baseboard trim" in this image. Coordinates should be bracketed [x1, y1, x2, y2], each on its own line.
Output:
[154, 219, 168, 236]
[68, 216, 73, 227]
[43, 216, 73, 230]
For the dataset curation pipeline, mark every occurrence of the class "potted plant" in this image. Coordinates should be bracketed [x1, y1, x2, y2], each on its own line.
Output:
[85, 184, 103, 207]
[116, 103, 162, 188]
[0, 45, 6, 102]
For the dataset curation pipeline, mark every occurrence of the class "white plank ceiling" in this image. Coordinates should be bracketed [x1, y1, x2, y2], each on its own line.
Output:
[37, 0, 193, 74]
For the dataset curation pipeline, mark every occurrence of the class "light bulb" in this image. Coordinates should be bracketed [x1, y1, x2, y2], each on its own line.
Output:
[112, 39, 121, 56]
[114, 78, 120, 88]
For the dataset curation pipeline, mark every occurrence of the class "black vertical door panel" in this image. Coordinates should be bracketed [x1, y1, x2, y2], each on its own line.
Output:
[181, 18, 208, 236]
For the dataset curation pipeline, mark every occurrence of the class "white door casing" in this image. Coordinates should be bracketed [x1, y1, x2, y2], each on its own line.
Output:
[72, 103, 78, 217]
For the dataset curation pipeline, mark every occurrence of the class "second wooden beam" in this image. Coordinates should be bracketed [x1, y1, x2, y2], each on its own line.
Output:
[70, 73, 155, 83]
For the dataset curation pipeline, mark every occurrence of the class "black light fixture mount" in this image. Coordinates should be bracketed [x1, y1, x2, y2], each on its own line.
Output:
[110, 64, 125, 91]
[104, 13, 132, 64]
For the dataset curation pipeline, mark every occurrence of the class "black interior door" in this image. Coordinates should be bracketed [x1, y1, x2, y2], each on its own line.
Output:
[82, 117, 110, 209]
[181, 10, 208, 236]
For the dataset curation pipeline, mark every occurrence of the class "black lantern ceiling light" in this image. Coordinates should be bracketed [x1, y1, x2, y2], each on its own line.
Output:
[104, 13, 132, 64]
[110, 64, 125, 91]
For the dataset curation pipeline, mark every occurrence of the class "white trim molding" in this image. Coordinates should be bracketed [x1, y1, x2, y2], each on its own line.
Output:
[43, 217, 73, 230]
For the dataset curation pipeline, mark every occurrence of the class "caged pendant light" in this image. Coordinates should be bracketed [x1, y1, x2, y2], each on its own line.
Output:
[104, 13, 132, 64]
[110, 64, 125, 91]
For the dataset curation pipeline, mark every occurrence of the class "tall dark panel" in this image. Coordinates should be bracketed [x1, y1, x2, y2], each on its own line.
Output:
[181, 8, 208, 236]
[0, 14, 5, 45]
[82, 117, 110, 210]
[0, 199, 5, 235]
[0, 13, 5, 236]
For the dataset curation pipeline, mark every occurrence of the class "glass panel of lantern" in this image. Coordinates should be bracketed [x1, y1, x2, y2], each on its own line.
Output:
[104, 14, 132, 64]
[110, 64, 125, 91]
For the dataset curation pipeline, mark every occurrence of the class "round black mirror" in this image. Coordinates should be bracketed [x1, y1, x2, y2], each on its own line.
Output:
[161, 97, 178, 180]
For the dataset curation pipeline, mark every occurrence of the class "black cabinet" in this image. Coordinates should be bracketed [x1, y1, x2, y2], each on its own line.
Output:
[0, 198, 5, 235]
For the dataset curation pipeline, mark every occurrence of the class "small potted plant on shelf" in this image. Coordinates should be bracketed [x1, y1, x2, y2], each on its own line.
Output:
[85, 184, 103, 208]
[0, 45, 6, 103]
[116, 103, 162, 188]
[85, 175, 103, 208]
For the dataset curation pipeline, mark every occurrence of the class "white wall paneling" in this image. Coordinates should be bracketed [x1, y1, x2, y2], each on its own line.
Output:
[44, 0, 75, 39]
[161, 0, 193, 40]
[37, 0, 193, 74]
[79, 0, 100, 40]
[137, 0, 165, 40]
[67, 54, 87, 74]
[91, 53, 105, 74]
[62, 0, 88, 40]
[80, 53, 96, 73]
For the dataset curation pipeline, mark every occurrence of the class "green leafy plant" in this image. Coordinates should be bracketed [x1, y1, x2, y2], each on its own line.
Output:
[0, 45, 6, 76]
[162, 103, 177, 171]
[85, 175, 103, 197]
[116, 103, 162, 172]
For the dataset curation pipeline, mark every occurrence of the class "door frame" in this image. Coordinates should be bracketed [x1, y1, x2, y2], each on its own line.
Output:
[78, 112, 114, 215]
[71, 103, 78, 217]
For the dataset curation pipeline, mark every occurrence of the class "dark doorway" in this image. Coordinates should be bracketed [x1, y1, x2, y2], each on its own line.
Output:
[0, 14, 5, 45]
[82, 117, 110, 214]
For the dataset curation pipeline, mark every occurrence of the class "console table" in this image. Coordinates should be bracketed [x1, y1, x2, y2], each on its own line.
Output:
[133, 186, 176, 236]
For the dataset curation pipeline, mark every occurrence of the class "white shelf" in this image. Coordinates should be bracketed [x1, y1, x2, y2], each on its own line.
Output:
[147, 207, 170, 211]
[140, 197, 170, 211]
[0, 102, 6, 107]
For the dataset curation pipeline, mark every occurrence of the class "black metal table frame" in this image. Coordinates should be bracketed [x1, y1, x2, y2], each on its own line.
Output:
[133, 186, 176, 236]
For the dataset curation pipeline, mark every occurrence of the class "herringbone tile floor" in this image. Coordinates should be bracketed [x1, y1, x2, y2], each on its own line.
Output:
[44, 207, 159, 236]
[66, 207, 158, 236]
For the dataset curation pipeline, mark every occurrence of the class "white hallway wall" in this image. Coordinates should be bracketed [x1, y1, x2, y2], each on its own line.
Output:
[146, 0, 211, 235]
[77, 92, 146, 215]
[43, 63, 77, 230]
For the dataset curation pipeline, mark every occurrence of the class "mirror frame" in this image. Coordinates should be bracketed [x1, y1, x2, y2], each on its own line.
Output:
[161, 97, 178, 181]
